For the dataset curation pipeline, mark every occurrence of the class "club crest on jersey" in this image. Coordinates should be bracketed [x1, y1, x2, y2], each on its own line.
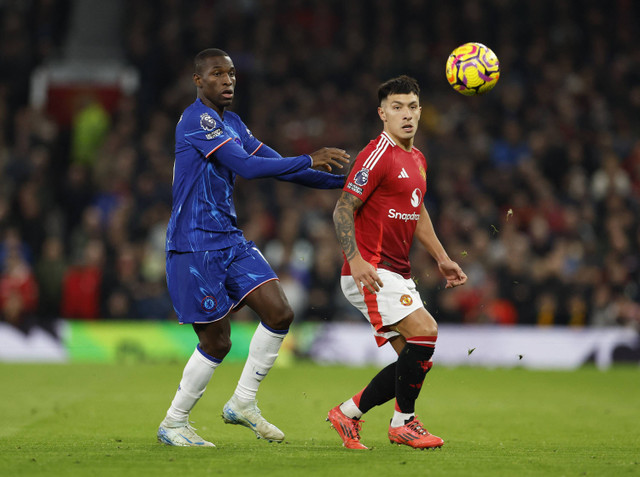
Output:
[354, 168, 369, 186]
[201, 296, 218, 312]
[411, 188, 423, 207]
[200, 113, 217, 131]
[400, 294, 413, 306]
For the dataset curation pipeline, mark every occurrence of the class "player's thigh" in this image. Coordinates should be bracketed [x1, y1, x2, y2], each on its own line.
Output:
[225, 241, 291, 328]
[341, 269, 425, 346]
[393, 307, 438, 339]
[242, 279, 293, 329]
[166, 250, 235, 324]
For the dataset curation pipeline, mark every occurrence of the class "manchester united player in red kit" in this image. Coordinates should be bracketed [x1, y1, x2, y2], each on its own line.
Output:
[327, 76, 467, 450]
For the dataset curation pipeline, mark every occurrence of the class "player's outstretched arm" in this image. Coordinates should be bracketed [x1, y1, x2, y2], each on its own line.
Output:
[213, 139, 314, 179]
[333, 191, 383, 295]
[415, 204, 467, 288]
[251, 143, 347, 189]
[277, 169, 346, 189]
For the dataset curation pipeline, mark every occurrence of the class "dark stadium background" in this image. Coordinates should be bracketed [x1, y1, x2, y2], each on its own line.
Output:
[0, 0, 639, 364]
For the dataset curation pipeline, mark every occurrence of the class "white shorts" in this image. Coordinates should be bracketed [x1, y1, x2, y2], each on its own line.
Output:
[340, 269, 425, 347]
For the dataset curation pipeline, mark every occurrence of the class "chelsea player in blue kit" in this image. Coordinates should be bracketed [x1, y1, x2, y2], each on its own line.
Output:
[157, 49, 350, 447]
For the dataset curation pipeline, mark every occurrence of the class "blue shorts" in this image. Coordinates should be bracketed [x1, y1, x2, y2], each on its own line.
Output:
[166, 240, 278, 324]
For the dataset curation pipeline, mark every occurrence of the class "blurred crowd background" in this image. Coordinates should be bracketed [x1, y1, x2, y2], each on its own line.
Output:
[1, 0, 639, 334]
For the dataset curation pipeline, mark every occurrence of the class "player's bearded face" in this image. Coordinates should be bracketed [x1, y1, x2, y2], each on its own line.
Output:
[378, 93, 421, 143]
[196, 56, 236, 111]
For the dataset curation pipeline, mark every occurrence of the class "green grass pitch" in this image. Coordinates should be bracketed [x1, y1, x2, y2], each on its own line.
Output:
[1, 362, 638, 476]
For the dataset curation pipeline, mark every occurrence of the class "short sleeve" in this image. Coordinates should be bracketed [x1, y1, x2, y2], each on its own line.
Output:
[343, 144, 388, 203]
[183, 110, 232, 158]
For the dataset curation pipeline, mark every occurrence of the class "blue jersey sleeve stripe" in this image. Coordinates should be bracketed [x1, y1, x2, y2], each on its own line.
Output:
[206, 137, 233, 158]
[250, 143, 264, 156]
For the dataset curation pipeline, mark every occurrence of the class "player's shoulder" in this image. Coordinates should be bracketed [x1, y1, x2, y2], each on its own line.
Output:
[179, 99, 222, 130]
[356, 132, 396, 170]
[411, 145, 428, 166]
[223, 110, 250, 132]
[411, 144, 426, 157]
[223, 110, 242, 123]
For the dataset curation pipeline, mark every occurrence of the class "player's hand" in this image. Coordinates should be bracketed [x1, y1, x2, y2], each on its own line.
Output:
[309, 147, 350, 172]
[438, 259, 467, 288]
[349, 256, 383, 295]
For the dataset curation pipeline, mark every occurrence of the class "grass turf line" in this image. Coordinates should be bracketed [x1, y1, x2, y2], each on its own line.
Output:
[0, 363, 638, 477]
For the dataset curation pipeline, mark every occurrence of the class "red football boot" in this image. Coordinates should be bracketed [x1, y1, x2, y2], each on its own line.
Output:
[326, 405, 368, 450]
[388, 416, 444, 449]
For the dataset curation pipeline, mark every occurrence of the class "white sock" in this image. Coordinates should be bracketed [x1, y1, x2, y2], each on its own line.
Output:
[163, 345, 221, 426]
[391, 411, 414, 428]
[339, 399, 363, 419]
[233, 322, 287, 402]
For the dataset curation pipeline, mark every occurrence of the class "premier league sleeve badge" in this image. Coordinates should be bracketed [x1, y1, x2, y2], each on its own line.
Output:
[354, 168, 369, 186]
[200, 113, 217, 131]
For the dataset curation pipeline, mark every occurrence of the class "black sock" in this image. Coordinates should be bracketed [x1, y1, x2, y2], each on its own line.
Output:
[395, 336, 436, 414]
[354, 362, 396, 414]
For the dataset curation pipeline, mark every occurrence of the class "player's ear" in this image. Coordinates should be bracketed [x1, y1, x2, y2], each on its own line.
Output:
[378, 106, 386, 122]
[193, 73, 201, 88]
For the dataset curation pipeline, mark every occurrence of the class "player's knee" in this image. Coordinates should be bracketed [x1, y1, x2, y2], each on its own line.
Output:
[424, 322, 438, 337]
[262, 303, 294, 330]
[399, 313, 438, 339]
[199, 335, 232, 360]
[417, 313, 438, 337]
[405, 322, 438, 339]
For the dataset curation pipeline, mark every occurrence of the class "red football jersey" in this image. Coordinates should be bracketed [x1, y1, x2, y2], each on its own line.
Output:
[341, 131, 428, 278]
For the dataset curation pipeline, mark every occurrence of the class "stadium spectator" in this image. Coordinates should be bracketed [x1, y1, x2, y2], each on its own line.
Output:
[0, 242, 39, 332]
[60, 239, 105, 320]
[34, 236, 67, 325]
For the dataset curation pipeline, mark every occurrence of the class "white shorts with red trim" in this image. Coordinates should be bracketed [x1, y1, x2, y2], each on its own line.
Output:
[340, 269, 425, 347]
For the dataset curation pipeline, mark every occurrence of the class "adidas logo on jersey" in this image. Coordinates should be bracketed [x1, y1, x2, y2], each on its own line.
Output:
[398, 168, 409, 179]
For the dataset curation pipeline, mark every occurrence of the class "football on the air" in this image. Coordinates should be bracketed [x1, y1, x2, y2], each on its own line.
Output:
[446, 42, 500, 96]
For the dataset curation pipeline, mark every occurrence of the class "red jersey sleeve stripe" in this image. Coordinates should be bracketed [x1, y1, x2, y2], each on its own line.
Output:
[381, 131, 396, 146]
[365, 138, 390, 170]
[250, 143, 264, 156]
[205, 137, 233, 158]
[362, 136, 390, 170]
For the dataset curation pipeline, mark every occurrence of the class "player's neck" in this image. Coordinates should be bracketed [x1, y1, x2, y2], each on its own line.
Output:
[385, 130, 413, 152]
[199, 96, 225, 118]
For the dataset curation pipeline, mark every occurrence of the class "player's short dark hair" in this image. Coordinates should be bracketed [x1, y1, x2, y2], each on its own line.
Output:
[378, 75, 420, 105]
[194, 48, 230, 74]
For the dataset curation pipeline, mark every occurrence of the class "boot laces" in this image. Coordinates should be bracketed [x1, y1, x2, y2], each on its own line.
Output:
[407, 417, 428, 435]
[348, 418, 365, 439]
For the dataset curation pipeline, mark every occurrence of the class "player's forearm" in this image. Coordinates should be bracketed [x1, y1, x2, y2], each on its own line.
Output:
[214, 142, 312, 179]
[333, 201, 360, 261]
[416, 207, 450, 264]
[251, 143, 345, 188]
[278, 169, 345, 189]
[247, 154, 312, 178]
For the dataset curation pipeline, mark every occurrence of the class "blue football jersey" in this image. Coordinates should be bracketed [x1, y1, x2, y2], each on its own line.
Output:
[166, 98, 314, 252]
